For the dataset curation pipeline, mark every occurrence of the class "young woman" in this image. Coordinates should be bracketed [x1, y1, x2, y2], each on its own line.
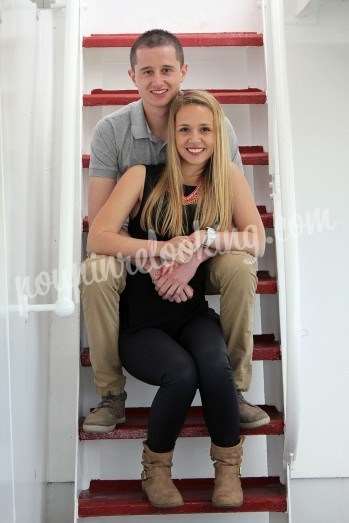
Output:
[87, 90, 266, 509]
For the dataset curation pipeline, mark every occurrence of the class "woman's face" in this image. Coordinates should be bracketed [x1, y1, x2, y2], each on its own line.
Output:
[175, 104, 215, 168]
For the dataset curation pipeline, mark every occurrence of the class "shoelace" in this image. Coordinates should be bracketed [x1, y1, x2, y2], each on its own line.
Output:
[97, 396, 115, 409]
[97, 392, 126, 409]
[142, 460, 172, 480]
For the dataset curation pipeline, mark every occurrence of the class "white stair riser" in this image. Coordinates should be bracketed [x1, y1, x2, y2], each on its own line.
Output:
[78, 435, 284, 488]
[80, 360, 269, 414]
[81, 0, 262, 35]
[83, 47, 266, 93]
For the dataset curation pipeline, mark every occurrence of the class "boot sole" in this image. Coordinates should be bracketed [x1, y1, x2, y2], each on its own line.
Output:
[239, 415, 271, 429]
[151, 501, 184, 508]
[212, 500, 243, 508]
[141, 486, 184, 508]
[82, 417, 126, 433]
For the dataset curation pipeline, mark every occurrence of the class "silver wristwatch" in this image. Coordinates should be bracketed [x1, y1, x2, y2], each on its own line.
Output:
[202, 227, 217, 248]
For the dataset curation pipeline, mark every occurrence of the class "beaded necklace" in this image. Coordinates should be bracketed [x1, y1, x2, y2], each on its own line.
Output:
[182, 185, 200, 206]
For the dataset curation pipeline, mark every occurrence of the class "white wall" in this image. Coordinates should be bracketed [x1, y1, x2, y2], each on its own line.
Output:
[0, 2, 52, 522]
[82, 0, 263, 34]
[290, 478, 349, 523]
[0, 1, 80, 521]
[283, 0, 349, 478]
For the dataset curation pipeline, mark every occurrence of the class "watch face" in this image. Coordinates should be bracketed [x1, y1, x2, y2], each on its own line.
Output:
[205, 228, 216, 247]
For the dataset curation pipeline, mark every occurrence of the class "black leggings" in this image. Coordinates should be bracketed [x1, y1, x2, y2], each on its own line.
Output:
[119, 313, 240, 452]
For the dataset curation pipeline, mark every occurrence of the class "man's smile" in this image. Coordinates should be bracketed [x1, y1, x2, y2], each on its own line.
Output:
[150, 89, 168, 95]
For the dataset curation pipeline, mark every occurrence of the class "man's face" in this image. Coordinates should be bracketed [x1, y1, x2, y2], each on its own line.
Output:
[128, 45, 187, 110]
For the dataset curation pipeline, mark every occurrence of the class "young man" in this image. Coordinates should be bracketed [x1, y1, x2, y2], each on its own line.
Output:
[81, 29, 270, 433]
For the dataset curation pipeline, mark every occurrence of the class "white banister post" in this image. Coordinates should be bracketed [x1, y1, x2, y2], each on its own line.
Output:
[262, 0, 302, 472]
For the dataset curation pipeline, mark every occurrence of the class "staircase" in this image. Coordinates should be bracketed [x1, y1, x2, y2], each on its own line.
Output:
[78, 19, 286, 522]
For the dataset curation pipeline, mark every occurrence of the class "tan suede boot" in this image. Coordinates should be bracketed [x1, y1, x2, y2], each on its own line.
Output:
[141, 442, 184, 508]
[210, 437, 244, 508]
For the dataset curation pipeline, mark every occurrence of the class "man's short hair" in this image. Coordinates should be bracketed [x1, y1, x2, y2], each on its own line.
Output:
[130, 29, 184, 69]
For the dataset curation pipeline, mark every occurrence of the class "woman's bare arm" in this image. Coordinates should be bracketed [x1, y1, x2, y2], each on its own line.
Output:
[87, 165, 165, 258]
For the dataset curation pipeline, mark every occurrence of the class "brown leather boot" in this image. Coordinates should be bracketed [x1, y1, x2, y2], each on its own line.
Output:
[210, 437, 244, 508]
[141, 442, 184, 508]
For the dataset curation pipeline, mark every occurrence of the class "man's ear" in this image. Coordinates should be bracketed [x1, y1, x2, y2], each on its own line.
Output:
[128, 68, 136, 84]
[180, 64, 188, 82]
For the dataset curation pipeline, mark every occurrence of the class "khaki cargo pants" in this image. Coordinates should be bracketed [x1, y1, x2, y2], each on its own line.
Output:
[80, 252, 257, 396]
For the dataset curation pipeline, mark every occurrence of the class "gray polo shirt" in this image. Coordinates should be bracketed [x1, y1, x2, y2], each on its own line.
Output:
[89, 99, 243, 179]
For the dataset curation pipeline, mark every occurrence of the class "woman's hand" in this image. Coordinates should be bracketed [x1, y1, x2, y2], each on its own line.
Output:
[159, 236, 196, 264]
[152, 262, 195, 302]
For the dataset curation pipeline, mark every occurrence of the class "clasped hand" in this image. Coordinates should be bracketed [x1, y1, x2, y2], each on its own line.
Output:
[151, 231, 206, 303]
[159, 235, 197, 264]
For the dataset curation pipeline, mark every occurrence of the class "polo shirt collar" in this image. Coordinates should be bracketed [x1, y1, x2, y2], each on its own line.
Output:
[130, 100, 164, 145]
[130, 100, 149, 139]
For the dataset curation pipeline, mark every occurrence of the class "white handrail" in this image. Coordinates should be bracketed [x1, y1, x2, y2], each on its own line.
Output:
[54, 0, 80, 317]
[262, 0, 302, 471]
[8, 1, 80, 318]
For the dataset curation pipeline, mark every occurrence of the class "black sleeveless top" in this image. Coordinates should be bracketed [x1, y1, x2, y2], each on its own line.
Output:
[120, 164, 209, 335]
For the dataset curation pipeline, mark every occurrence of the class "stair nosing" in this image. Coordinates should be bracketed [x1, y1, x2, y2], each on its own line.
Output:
[83, 32, 264, 48]
[79, 404, 283, 440]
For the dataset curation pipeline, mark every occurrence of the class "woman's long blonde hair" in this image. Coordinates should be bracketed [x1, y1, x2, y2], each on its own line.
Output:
[140, 90, 233, 236]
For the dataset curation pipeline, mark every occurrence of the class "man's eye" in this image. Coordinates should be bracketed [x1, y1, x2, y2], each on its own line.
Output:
[162, 68, 172, 74]
[143, 70, 152, 75]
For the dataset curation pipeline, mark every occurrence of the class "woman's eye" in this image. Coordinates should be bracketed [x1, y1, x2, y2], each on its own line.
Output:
[201, 127, 211, 133]
[178, 127, 189, 133]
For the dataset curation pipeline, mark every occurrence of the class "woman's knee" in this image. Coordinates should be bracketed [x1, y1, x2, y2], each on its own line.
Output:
[162, 358, 198, 391]
[199, 342, 232, 373]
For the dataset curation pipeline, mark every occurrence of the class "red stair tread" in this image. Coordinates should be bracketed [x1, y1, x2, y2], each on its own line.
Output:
[81, 334, 280, 368]
[257, 271, 277, 294]
[82, 146, 268, 168]
[79, 405, 283, 441]
[79, 476, 286, 516]
[256, 206, 273, 228]
[238, 145, 269, 165]
[83, 32, 263, 48]
[83, 88, 267, 106]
